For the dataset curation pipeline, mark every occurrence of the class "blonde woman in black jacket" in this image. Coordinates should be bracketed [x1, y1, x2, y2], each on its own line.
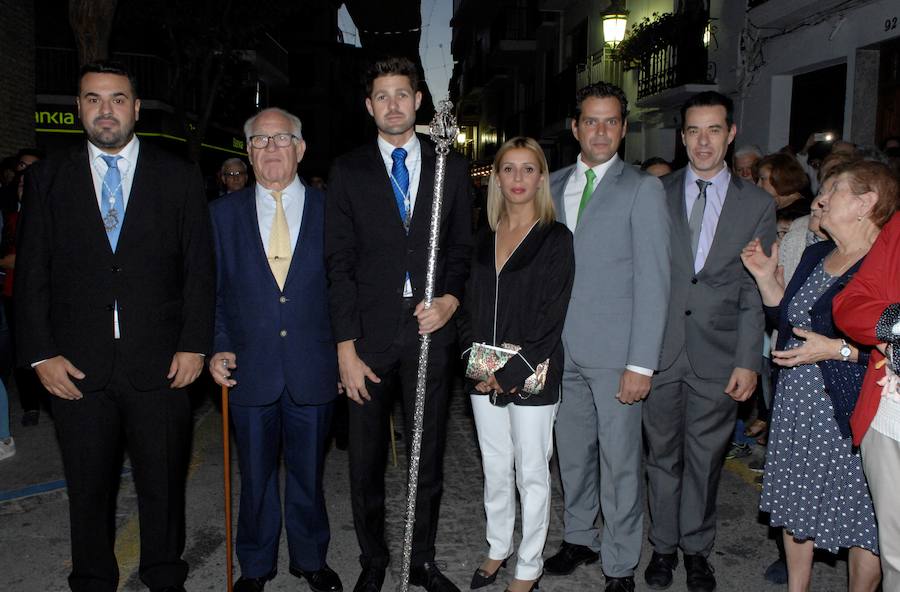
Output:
[459, 137, 574, 592]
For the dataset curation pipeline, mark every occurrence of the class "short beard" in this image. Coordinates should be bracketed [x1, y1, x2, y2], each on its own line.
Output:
[87, 123, 134, 151]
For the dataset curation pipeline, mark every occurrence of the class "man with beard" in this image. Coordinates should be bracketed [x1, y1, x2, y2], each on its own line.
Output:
[14, 61, 214, 592]
[325, 56, 472, 592]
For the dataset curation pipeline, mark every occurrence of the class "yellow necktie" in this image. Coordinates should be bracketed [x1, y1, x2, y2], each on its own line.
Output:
[268, 190, 291, 290]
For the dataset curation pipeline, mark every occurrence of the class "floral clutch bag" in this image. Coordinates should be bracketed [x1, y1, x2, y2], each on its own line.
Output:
[464, 342, 549, 396]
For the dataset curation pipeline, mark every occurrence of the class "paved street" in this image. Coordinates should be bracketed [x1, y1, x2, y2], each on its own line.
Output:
[1, 380, 852, 592]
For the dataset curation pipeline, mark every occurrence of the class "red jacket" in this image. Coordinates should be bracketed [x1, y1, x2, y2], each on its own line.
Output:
[833, 213, 900, 446]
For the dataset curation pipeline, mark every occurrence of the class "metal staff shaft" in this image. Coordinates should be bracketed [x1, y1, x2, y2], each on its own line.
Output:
[399, 101, 458, 592]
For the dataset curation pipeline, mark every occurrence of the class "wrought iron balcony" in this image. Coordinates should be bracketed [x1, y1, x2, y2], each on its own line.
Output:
[575, 48, 624, 91]
[615, 11, 715, 105]
[635, 42, 715, 101]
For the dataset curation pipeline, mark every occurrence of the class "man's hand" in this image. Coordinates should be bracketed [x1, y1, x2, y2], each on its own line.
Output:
[724, 367, 757, 402]
[209, 352, 237, 388]
[337, 340, 380, 405]
[414, 295, 459, 335]
[35, 356, 85, 400]
[616, 369, 652, 404]
[168, 352, 204, 389]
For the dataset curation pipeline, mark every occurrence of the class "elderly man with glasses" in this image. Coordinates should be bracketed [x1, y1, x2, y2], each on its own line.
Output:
[209, 107, 343, 592]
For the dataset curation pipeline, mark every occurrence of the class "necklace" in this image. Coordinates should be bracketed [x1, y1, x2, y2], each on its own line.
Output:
[93, 157, 126, 232]
[389, 170, 411, 230]
[825, 246, 867, 277]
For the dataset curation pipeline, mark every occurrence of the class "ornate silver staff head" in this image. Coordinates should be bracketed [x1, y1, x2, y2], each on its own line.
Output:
[428, 99, 458, 155]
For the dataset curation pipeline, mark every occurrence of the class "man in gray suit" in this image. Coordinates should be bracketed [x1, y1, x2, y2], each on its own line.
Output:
[544, 82, 670, 592]
[642, 91, 775, 592]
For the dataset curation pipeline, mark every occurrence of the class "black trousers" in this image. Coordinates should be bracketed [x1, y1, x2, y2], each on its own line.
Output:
[52, 364, 192, 592]
[348, 302, 453, 570]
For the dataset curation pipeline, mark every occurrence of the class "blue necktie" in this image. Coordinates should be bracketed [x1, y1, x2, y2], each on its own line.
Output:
[100, 154, 125, 251]
[391, 147, 410, 229]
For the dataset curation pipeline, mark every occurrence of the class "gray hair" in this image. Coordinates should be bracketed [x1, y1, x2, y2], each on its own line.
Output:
[243, 107, 303, 142]
[734, 144, 763, 158]
[219, 157, 247, 172]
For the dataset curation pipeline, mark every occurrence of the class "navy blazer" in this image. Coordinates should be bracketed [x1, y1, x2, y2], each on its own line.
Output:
[211, 184, 337, 406]
[765, 240, 870, 438]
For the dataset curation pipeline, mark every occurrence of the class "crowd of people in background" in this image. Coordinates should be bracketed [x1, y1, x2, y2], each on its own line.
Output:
[3, 54, 900, 592]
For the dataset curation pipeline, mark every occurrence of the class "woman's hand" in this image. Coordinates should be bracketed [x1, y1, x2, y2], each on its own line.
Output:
[741, 238, 785, 305]
[741, 238, 779, 281]
[475, 374, 503, 393]
[771, 327, 844, 367]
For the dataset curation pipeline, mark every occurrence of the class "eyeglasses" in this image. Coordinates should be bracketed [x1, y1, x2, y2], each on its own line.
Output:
[248, 134, 298, 149]
[222, 171, 246, 177]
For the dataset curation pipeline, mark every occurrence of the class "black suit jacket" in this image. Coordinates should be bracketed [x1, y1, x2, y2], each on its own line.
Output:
[14, 141, 215, 392]
[325, 134, 472, 353]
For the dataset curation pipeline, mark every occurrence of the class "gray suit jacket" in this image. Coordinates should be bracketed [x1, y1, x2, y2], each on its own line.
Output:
[550, 157, 670, 370]
[659, 167, 776, 378]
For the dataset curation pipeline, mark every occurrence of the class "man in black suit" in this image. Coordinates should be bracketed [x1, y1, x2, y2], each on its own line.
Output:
[325, 56, 472, 592]
[15, 61, 214, 592]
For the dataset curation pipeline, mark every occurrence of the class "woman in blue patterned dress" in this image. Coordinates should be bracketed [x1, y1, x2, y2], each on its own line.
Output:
[741, 160, 900, 592]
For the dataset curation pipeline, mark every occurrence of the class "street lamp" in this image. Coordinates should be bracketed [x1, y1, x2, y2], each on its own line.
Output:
[602, 0, 629, 48]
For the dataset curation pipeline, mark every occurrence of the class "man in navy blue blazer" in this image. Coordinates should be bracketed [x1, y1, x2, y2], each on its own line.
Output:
[209, 107, 342, 592]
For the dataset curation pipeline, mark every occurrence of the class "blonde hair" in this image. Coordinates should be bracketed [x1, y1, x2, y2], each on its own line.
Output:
[486, 136, 556, 231]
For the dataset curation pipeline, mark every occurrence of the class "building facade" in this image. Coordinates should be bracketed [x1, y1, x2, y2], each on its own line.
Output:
[451, 0, 900, 174]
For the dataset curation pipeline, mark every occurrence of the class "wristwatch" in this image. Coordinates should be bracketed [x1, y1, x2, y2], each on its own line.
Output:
[839, 339, 852, 362]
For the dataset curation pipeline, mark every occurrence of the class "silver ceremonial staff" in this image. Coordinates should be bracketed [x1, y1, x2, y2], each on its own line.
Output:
[399, 99, 459, 592]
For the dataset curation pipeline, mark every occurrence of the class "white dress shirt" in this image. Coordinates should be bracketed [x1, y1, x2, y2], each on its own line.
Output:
[88, 136, 140, 211]
[377, 133, 421, 296]
[562, 153, 619, 233]
[255, 176, 305, 255]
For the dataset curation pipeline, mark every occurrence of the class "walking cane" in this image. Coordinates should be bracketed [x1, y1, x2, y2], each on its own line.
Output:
[221, 383, 234, 592]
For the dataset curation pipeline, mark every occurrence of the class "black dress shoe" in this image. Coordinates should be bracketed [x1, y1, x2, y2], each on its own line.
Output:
[353, 567, 385, 592]
[604, 576, 635, 592]
[542, 542, 599, 576]
[644, 551, 678, 590]
[683, 554, 716, 592]
[410, 562, 461, 592]
[234, 573, 274, 592]
[470, 557, 508, 589]
[291, 564, 343, 592]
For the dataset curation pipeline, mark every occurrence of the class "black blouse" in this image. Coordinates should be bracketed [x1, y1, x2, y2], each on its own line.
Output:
[457, 220, 574, 405]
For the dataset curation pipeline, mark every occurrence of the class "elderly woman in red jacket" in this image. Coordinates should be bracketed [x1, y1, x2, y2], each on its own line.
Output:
[833, 167, 900, 591]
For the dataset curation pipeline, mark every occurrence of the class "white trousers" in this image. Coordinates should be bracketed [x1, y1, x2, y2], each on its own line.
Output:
[862, 428, 900, 592]
[471, 395, 558, 580]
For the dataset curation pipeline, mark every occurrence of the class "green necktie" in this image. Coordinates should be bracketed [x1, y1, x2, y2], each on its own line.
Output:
[577, 168, 596, 223]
